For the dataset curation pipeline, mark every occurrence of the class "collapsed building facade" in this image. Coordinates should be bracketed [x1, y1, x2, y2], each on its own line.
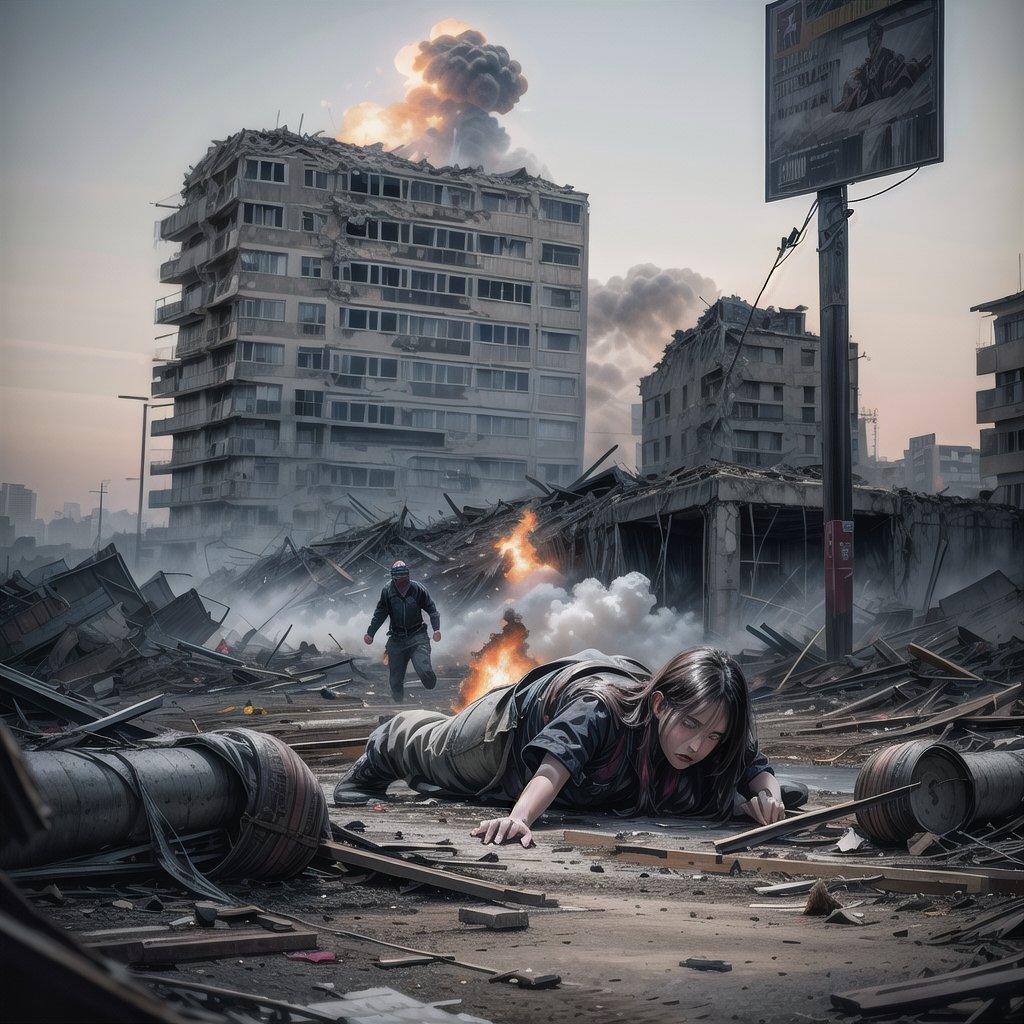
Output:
[637, 297, 860, 476]
[149, 128, 589, 561]
[973, 287, 1024, 508]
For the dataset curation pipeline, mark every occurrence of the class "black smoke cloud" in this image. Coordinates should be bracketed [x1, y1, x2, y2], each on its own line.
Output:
[585, 265, 719, 466]
[340, 27, 541, 174]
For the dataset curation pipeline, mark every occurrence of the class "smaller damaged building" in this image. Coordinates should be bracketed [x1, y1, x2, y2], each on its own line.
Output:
[638, 296, 860, 476]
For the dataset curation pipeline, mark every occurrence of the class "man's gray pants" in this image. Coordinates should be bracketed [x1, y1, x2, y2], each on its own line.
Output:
[385, 630, 436, 701]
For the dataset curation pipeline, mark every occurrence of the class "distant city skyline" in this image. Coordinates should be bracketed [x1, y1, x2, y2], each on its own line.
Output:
[2, 0, 1022, 518]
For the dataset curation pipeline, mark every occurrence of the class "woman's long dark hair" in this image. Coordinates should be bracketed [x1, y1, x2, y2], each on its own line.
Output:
[542, 646, 757, 817]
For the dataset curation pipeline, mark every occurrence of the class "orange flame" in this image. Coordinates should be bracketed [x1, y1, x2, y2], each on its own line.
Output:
[496, 509, 553, 583]
[454, 610, 538, 711]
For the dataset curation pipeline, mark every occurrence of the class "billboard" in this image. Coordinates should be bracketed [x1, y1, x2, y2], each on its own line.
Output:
[765, 0, 943, 202]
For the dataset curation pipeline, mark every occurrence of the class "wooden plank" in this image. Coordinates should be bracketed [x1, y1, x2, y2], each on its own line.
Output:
[906, 642, 982, 681]
[317, 840, 551, 906]
[713, 784, 920, 854]
[831, 954, 1024, 1014]
[561, 831, 1024, 896]
[83, 928, 318, 963]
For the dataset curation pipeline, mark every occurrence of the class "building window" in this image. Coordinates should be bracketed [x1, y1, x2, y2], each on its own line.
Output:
[238, 342, 284, 364]
[664, 392, 671, 415]
[542, 286, 580, 310]
[801, 348, 815, 367]
[801, 407, 816, 423]
[541, 243, 581, 266]
[244, 159, 286, 183]
[481, 191, 529, 214]
[803, 435, 816, 454]
[242, 203, 284, 227]
[735, 430, 783, 452]
[478, 415, 529, 437]
[475, 323, 530, 346]
[297, 348, 324, 370]
[409, 180, 473, 208]
[540, 331, 579, 352]
[476, 459, 527, 481]
[301, 256, 322, 278]
[238, 298, 285, 321]
[294, 389, 324, 417]
[478, 278, 532, 303]
[302, 211, 328, 233]
[233, 383, 281, 414]
[538, 419, 578, 441]
[664, 435, 672, 458]
[803, 386, 815, 403]
[329, 401, 395, 425]
[412, 361, 471, 386]
[540, 198, 583, 223]
[240, 250, 287, 275]
[298, 303, 326, 336]
[478, 233, 529, 258]
[476, 368, 529, 392]
[405, 409, 471, 432]
[331, 353, 399, 388]
[750, 345, 784, 364]
[539, 375, 577, 397]
[304, 167, 328, 189]
[349, 170, 403, 198]
[652, 440, 661, 462]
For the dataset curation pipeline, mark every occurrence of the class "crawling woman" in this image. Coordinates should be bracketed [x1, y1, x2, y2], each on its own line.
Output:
[334, 646, 806, 847]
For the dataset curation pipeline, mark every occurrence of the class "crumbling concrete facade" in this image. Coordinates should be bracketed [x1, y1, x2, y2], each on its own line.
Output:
[149, 128, 588, 558]
[972, 288, 1024, 507]
[583, 464, 1022, 640]
[638, 297, 859, 476]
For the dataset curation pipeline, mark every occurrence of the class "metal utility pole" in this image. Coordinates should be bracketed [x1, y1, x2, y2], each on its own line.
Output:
[118, 394, 156, 570]
[90, 481, 108, 550]
[817, 186, 854, 660]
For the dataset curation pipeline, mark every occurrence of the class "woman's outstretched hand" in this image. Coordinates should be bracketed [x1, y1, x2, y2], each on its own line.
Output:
[471, 816, 534, 848]
[739, 788, 786, 825]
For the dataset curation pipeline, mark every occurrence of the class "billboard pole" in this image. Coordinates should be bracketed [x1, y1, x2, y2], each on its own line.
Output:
[817, 185, 854, 660]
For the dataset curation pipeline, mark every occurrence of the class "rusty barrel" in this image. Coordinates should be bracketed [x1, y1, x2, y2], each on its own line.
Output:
[854, 740, 972, 844]
[960, 749, 1024, 825]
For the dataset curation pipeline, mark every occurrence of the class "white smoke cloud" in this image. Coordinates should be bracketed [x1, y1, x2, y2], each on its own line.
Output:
[586, 265, 719, 467]
[219, 571, 702, 682]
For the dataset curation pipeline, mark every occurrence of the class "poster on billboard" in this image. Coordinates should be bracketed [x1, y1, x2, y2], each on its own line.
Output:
[765, 0, 943, 202]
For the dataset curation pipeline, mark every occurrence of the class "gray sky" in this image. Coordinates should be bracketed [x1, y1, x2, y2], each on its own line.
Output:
[1, 0, 1022, 520]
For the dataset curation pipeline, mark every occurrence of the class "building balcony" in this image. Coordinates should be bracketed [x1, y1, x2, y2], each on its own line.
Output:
[154, 285, 212, 326]
[207, 178, 240, 217]
[151, 408, 213, 436]
[149, 479, 281, 508]
[980, 450, 1024, 479]
[472, 341, 531, 365]
[977, 380, 1024, 423]
[160, 240, 212, 284]
[977, 335, 1024, 376]
[158, 196, 206, 241]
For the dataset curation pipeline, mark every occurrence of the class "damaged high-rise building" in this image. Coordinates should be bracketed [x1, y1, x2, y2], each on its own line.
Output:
[638, 297, 859, 475]
[972, 288, 1024, 508]
[149, 128, 587, 557]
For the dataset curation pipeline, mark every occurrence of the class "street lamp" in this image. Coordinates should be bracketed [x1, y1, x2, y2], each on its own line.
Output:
[118, 395, 170, 570]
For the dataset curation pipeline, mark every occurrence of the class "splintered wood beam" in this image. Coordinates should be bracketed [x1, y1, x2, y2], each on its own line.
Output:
[831, 953, 1024, 1014]
[906, 642, 982, 680]
[713, 783, 920, 853]
[561, 831, 1024, 895]
[83, 928, 318, 963]
[317, 840, 551, 906]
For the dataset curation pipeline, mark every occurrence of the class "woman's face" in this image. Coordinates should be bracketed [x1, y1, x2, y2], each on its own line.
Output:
[652, 693, 729, 770]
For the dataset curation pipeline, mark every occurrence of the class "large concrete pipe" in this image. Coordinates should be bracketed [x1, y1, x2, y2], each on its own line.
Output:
[1, 729, 329, 881]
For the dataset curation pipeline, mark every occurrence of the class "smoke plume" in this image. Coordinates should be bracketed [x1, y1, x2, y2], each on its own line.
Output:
[586, 265, 719, 467]
[338, 20, 540, 173]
